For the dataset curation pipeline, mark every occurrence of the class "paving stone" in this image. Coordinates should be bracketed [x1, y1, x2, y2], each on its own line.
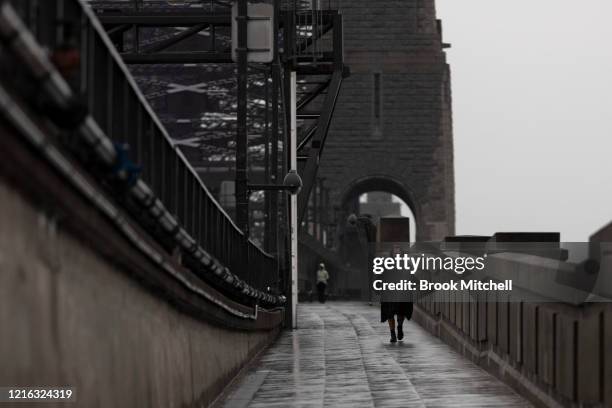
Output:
[220, 302, 530, 407]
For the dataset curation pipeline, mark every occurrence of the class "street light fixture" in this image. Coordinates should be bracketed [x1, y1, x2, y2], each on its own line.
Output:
[248, 170, 302, 195]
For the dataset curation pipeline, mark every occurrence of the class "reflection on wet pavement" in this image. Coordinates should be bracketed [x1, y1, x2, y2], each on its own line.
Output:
[219, 302, 530, 407]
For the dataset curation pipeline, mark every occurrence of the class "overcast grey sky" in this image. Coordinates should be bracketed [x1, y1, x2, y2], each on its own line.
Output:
[435, 0, 612, 241]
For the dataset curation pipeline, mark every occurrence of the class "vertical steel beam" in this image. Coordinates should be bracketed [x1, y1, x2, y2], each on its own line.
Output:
[235, 0, 249, 235]
[270, 65, 280, 254]
[283, 64, 292, 328]
[269, 0, 280, 259]
[315, 177, 322, 240]
[280, 10, 293, 322]
[289, 70, 298, 329]
[333, 13, 343, 70]
[264, 69, 271, 251]
[133, 24, 139, 53]
[269, 0, 282, 298]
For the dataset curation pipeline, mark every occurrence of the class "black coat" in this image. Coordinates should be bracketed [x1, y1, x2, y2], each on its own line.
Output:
[381, 302, 413, 322]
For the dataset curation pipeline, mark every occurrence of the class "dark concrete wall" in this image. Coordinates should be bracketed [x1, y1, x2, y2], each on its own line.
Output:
[320, 0, 455, 240]
[0, 179, 279, 407]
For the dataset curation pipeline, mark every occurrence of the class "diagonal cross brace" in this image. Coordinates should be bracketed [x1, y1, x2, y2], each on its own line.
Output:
[297, 79, 331, 111]
[297, 69, 343, 223]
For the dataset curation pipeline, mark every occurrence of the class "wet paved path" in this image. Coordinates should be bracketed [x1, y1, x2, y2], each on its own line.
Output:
[219, 302, 530, 408]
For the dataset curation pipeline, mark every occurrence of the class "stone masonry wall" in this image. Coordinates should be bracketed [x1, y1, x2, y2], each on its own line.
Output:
[320, 0, 455, 240]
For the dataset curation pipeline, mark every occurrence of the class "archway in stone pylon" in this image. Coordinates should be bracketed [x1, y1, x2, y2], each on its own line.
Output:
[329, 176, 420, 299]
[340, 175, 422, 241]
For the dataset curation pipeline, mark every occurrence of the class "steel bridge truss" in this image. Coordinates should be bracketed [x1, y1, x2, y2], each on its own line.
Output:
[0, 0, 286, 315]
[90, 0, 347, 265]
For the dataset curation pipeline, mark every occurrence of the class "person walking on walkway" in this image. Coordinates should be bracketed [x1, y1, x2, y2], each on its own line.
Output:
[380, 244, 413, 343]
[316, 263, 329, 303]
[381, 302, 413, 343]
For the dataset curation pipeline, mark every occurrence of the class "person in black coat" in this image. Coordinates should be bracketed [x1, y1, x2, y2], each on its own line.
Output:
[380, 244, 414, 343]
[380, 301, 413, 343]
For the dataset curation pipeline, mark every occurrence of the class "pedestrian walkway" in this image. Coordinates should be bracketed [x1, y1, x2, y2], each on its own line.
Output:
[218, 302, 530, 408]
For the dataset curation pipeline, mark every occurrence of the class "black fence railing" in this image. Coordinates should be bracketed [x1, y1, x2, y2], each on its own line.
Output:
[281, 0, 332, 11]
[86, 0, 232, 12]
[5, 0, 280, 298]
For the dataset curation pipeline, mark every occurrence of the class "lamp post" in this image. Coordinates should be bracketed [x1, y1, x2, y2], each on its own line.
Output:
[250, 169, 302, 330]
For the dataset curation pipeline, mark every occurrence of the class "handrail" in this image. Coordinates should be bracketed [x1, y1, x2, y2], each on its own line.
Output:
[88, 0, 232, 9]
[85, 0, 276, 266]
[1, 0, 281, 303]
[78, 0, 271, 258]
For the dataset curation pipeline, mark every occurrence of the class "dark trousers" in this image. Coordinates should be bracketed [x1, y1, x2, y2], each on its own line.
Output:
[316, 282, 327, 303]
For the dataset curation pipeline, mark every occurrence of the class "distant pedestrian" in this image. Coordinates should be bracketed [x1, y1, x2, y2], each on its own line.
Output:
[316, 263, 329, 303]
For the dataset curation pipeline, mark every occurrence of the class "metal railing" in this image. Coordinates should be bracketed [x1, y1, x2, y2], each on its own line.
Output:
[3, 0, 280, 302]
[87, 0, 232, 13]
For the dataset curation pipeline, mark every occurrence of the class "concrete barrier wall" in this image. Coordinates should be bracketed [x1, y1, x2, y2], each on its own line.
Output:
[0, 178, 279, 407]
[413, 256, 612, 407]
